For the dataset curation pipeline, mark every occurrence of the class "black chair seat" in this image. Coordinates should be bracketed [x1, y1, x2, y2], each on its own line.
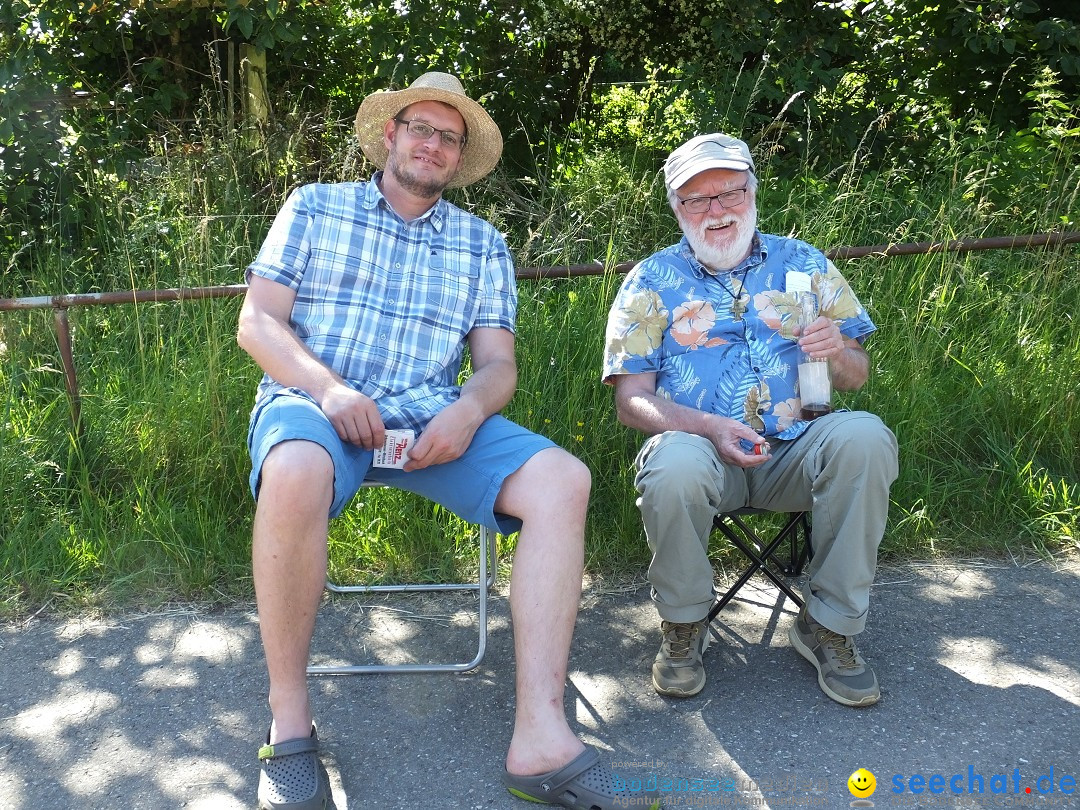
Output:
[707, 508, 812, 622]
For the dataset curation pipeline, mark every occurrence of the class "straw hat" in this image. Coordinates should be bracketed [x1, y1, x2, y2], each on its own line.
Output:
[354, 72, 503, 188]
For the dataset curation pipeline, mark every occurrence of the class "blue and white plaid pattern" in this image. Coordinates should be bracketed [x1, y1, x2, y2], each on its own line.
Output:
[246, 176, 517, 432]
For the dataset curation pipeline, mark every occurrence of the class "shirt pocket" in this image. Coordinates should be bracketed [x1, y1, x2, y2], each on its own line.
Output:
[425, 249, 481, 327]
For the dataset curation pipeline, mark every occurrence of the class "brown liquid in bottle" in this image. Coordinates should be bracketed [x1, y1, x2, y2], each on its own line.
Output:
[800, 403, 833, 421]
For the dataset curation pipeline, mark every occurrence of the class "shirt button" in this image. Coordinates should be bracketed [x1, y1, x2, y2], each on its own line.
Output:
[368, 373, 377, 381]
[379, 333, 387, 342]
[395, 263, 401, 269]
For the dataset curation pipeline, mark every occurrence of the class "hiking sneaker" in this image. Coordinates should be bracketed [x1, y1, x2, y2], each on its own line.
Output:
[652, 620, 709, 697]
[788, 607, 880, 707]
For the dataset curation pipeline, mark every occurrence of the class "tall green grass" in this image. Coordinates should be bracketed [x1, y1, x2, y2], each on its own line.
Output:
[1, 102, 1077, 615]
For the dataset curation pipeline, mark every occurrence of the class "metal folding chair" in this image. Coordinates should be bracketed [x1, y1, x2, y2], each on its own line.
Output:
[307, 482, 497, 676]
[707, 508, 812, 622]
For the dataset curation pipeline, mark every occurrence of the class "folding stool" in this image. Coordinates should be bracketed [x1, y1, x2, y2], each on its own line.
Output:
[706, 508, 812, 622]
[307, 482, 497, 676]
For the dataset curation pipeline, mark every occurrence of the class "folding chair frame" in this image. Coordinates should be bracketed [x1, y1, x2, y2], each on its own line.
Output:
[707, 509, 812, 622]
[307, 483, 497, 676]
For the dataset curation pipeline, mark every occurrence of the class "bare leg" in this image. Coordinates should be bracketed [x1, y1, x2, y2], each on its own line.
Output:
[498, 447, 592, 776]
[252, 440, 334, 744]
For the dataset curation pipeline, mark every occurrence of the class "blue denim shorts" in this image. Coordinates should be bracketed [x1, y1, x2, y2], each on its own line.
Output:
[247, 390, 556, 534]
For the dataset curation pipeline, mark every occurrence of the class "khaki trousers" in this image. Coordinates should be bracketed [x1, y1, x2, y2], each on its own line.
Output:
[634, 412, 898, 636]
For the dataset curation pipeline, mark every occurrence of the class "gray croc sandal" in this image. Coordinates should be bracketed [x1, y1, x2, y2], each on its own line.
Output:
[502, 745, 662, 809]
[257, 725, 328, 810]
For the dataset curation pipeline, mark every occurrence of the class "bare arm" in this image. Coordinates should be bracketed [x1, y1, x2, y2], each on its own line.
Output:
[236, 274, 385, 448]
[797, 316, 870, 391]
[403, 326, 517, 471]
[612, 372, 770, 468]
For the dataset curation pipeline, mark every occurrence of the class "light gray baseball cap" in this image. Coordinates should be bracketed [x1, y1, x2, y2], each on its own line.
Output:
[664, 133, 755, 189]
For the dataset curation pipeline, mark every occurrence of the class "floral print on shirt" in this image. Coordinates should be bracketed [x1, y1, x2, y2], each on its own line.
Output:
[602, 232, 876, 441]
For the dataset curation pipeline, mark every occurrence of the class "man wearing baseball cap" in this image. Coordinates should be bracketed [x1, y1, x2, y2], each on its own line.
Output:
[239, 72, 658, 809]
[602, 133, 898, 707]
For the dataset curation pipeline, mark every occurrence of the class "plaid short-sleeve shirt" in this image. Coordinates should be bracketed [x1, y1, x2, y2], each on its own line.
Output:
[246, 176, 517, 432]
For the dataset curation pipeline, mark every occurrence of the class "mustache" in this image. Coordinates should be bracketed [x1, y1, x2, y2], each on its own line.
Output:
[408, 149, 445, 168]
[692, 215, 742, 238]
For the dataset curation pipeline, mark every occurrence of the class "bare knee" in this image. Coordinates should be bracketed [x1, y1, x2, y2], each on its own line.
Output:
[498, 447, 591, 522]
[558, 452, 592, 514]
[551, 449, 591, 508]
[257, 440, 335, 515]
[534, 448, 591, 513]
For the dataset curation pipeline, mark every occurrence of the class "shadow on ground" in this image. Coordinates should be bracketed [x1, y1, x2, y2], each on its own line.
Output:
[1, 560, 1078, 809]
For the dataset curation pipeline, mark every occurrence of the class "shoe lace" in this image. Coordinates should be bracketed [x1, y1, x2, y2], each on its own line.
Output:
[662, 622, 699, 660]
[816, 628, 859, 670]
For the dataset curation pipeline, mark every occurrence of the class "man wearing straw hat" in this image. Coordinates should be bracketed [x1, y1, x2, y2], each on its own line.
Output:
[238, 72, 658, 810]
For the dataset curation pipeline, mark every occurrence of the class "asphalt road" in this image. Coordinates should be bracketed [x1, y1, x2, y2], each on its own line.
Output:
[2, 559, 1078, 809]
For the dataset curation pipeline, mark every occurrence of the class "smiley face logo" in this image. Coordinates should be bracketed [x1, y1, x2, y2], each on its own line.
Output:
[848, 768, 876, 798]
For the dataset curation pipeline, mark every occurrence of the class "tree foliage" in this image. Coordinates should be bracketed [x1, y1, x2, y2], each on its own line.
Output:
[2, 0, 1078, 236]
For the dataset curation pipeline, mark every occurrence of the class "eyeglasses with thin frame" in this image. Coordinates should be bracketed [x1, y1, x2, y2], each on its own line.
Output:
[394, 118, 466, 150]
[678, 186, 749, 214]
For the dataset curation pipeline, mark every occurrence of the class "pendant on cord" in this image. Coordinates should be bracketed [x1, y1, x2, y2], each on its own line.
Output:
[714, 265, 750, 322]
[731, 297, 747, 322]
[729, 277, 750, 322]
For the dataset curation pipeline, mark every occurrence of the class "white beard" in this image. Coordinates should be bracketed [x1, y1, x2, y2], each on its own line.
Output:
[682, 200, 757, 272]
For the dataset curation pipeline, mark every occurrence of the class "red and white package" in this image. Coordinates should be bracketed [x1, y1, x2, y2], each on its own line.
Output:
[372, 429, 415, 469]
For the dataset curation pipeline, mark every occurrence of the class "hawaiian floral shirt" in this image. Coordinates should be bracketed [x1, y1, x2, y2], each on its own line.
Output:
[602, 232, 876, 441]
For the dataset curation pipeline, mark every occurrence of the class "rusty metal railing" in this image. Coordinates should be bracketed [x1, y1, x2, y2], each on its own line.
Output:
[514, 231, 1080, 279]
[2, 231, 1078, 436]
[1, 285, 250, 435]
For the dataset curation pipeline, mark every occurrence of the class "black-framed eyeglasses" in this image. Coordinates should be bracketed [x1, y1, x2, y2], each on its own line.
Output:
[394, 118, 466, 150]
[678, 187, 749, 214]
